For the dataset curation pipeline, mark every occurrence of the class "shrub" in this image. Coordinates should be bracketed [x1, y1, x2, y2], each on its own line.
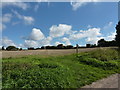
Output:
[88, 49, 119, 61]
[77, 57, 119, 70]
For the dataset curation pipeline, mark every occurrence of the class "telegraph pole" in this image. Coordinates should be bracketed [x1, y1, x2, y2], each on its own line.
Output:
[76, 44, 78, 54]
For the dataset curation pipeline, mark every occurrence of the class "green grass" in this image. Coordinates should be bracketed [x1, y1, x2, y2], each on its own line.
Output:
[2, 48, 120, 88]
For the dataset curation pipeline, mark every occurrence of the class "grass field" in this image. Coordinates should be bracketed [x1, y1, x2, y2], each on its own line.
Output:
[2, 48, 120, 88]
[2, 48, 100, 58]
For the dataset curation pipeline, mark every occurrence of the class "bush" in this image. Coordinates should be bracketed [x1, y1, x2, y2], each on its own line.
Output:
[77, 57, 119, 70]
[89, 49, 119, 61]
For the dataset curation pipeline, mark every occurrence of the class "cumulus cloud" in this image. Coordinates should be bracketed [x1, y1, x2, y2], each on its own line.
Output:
[41, 36, 52, 46]
[2, 37, 16, 47]
[104, 32, 116, 41]
[62, 37, 71, 45]
[23, 28, 52, 47]
[24, 40, 39, 48]
[86, 37, 103, 44]
[55, 41, 63, 46]
[12, 10, 34, 25]
[103, 21, 113, 30]
[70, 28, 101, 39]
[2, 2, 29, 10]
[87, 25, 92, 28]
[23, 36, 52, 48]
[2, 22, 116, 48]
[69, 28, 101, 44]
[50, 24, 72, 38]
[29, 28, 45, 41]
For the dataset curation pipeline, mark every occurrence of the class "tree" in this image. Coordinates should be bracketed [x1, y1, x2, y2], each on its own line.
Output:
[66, 45, 73, 49]
[28, 47, 35, 50]
[86, 44, 91, 48]
[6, 46, 18, 51]
[19, 48, 22, 50]
[2, 46, 5, 50]
[115, 21, 120, 47]
[98, 39, 107, 47]
[41, 46, 45, 49]
[57, 44, 64, 49]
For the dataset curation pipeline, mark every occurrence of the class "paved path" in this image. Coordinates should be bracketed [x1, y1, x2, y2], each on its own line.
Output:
[82, 73, 119, 88]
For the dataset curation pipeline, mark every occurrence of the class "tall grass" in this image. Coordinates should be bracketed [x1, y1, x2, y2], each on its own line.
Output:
[2, 48, 120, 88]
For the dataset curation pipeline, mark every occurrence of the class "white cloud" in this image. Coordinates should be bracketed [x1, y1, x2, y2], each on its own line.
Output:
[108, 22, 113, 26]
[55, 41, 63, 46]
[70, 28, 101, 40]
[50, 24, 72, 38]
[104, 32, 116, 41]
[41, 36, 52, 46]
[86, 37, 103, 44]
[23, 16, 34, 25]
[18, 44, 24, 48]
[103, 21, 113, 30]
[70, 0, 114, 11]
[69, 28, 101, 44]
[2, 13, 12, 23]
[87, 25, 92, 28]
[24, 40, 39, 48]
[62, 37, 71, 45]
[23, 28, 52, 47]
[12, 10, 34, 25]
[2, 2, 29, 10]
[70, 0, 99, 11]
[70, 1, 87, 11]
[2, 37, 16, 47]
[29, 28, 45, 41]
[24, 36, 52, 48]
[0, 13, 12, 31]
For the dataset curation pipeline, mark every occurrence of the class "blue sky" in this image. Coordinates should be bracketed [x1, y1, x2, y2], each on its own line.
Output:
[1, 2, 118, 48]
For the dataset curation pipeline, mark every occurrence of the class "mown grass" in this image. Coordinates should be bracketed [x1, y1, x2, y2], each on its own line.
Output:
[2, 48, 120, 88]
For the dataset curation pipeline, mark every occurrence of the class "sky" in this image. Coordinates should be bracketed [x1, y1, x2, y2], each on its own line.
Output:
[0, 2, 119, 48]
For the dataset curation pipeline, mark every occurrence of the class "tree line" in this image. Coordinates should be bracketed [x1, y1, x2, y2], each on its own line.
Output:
[1, 21, 120, 51]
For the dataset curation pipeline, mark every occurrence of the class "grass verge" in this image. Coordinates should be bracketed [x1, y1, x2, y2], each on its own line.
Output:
[2, 48, 120, 88]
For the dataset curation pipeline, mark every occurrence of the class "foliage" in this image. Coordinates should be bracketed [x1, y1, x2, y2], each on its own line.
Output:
[88, 49, 119, 61]
[6, 46, 18, 51]
[28, 47, 35, 50]
[98, 39, 117, 47]
[2, 48, 120, 88]
[115, 21, 120, 47]
[2, 46, 5, 50]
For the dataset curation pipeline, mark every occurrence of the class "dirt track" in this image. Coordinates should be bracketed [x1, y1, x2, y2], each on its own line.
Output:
[1, 48, 98, 58]
[82, 73, 119, 88]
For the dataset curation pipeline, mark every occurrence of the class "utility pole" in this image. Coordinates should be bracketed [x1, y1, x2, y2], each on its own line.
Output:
[76, 44, 78, 54]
